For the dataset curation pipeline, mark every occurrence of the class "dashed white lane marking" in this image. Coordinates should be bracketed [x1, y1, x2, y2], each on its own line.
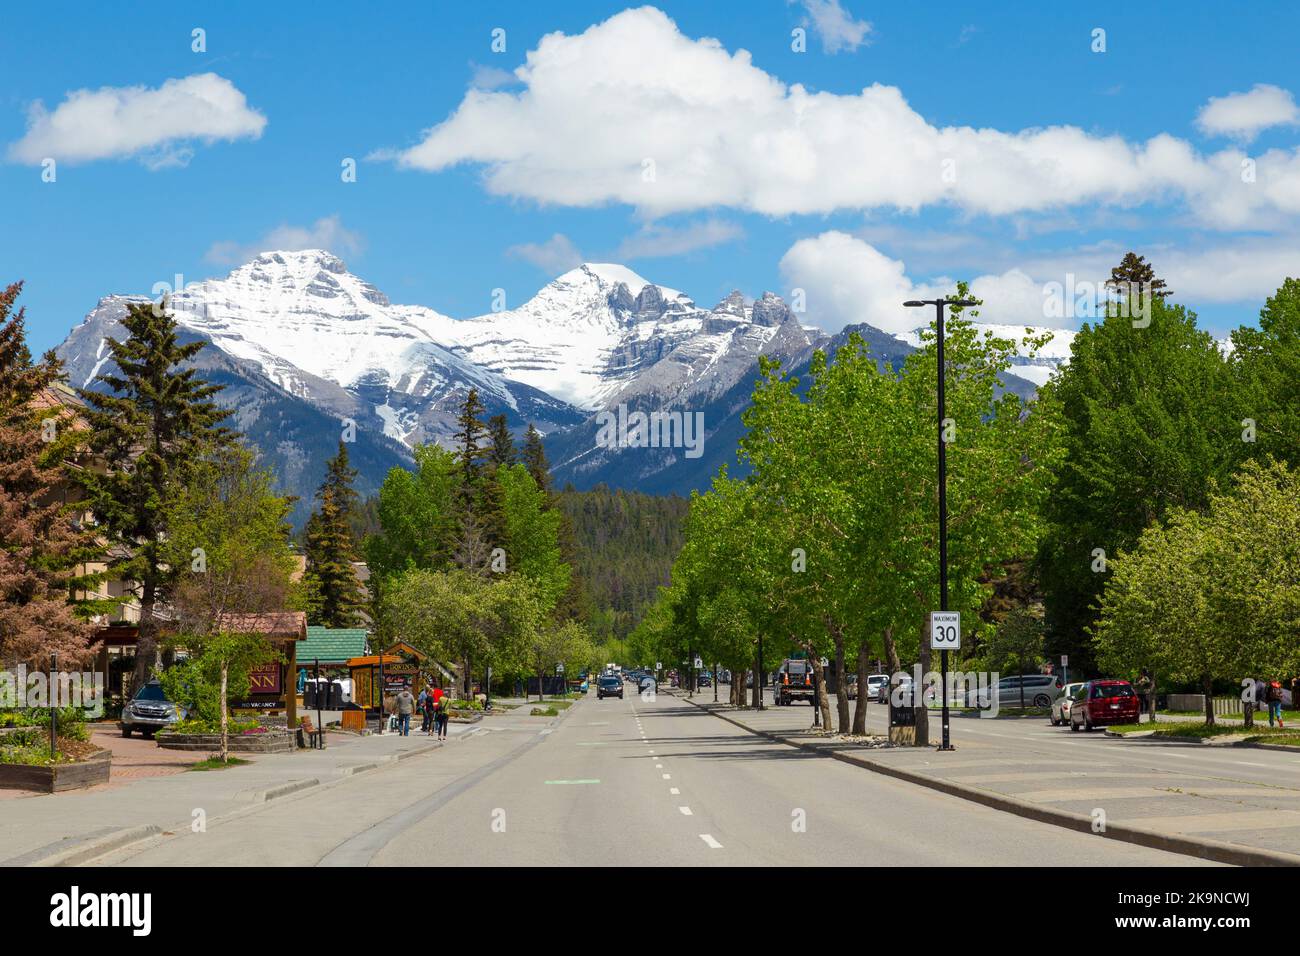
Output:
[655, 763, 663, 768]
[662, 773, 671, 779]
[679, 806, 693, 816]
[699, 834, 723, 849]
[670, 787, 680, 795]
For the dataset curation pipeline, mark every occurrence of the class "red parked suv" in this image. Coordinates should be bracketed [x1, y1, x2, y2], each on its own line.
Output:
[1069, 679, 1140, 731]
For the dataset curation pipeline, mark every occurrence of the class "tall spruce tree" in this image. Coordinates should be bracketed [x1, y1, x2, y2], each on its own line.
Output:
[453, 389, 488, 497]
[1106, 251, 1171, 299]
[0, 282, 94, 664]
[486, 414, 516, 469]
[78, 298, 234, 688]
[522, 424, 551, 496]
[304, 441, 365, 627]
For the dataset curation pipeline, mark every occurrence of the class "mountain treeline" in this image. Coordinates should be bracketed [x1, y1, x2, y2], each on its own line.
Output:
[556, 484, 688, 642]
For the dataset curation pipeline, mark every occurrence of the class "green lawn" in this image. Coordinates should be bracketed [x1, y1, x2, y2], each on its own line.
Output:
[188, 756, 251, 771]
[1109, 723, 1297, 739]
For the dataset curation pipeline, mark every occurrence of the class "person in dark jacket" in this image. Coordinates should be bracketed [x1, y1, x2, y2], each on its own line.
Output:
[1266, 679, 1285, 728]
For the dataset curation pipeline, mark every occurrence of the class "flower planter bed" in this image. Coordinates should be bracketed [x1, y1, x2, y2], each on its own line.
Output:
[156, 731, 294, 754]
[0, 748, 111, 793]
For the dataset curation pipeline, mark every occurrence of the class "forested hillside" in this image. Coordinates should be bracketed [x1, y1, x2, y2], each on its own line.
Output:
[557, 484, 688, 641]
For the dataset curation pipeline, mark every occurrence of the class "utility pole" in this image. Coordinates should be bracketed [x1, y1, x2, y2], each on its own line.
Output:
[904, 296, 976, 752]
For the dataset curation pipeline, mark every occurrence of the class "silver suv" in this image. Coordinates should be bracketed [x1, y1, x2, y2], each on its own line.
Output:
[119, 680, 187, 738]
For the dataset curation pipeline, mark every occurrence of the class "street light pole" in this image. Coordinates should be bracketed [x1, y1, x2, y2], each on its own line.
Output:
[904, 296, 976, 753]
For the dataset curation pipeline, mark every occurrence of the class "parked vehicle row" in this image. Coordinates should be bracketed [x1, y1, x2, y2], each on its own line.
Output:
[1063, 679, 1140, 731]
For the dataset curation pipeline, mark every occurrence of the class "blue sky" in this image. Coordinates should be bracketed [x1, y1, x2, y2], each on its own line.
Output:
[4, 0, 1300, 354]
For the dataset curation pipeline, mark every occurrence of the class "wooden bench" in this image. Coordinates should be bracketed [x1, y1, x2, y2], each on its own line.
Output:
[298, 716, 324, 749]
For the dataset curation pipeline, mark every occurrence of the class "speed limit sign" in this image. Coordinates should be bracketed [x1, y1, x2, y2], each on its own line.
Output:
[930, 611, 961, 650]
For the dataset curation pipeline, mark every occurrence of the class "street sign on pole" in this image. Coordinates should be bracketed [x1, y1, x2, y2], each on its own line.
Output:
[1060, 654, 1068, 666]
[930, 611, 961, 650]
[655, 661, 661, 670]
[694, 656, 702, 669]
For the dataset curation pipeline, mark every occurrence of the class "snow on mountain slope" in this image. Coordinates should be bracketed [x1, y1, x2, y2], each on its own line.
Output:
[895, 321, 1076, 387]
[408, 263, 705, 410]
[57, 251, 585, 451]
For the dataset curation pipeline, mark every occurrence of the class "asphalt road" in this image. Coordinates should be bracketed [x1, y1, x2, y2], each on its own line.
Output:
[94, 690, 1215, 867]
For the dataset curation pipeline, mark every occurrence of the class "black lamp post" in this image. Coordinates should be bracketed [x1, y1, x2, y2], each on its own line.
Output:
[903, 296, 977, 753]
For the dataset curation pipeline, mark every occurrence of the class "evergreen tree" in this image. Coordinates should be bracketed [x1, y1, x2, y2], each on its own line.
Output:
[303, 441, 365, 627]
[522, 423, 551, 497]
[1106, 251, 1170, 299]
[0, 282, 93, 664]
[453, 389, 488, 498]
[77, 298, 235, 688]
[486, 414, 517, 469]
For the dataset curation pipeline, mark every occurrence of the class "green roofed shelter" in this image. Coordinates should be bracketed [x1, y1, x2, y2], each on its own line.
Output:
[300, 627, 369, 666]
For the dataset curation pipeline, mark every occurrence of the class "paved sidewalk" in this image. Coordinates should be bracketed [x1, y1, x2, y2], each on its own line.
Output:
[676, 690, 1300, 866]
[0, 720, 481, 865]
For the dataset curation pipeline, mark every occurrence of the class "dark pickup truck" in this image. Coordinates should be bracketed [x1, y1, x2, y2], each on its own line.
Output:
[775, 659, 815, 706]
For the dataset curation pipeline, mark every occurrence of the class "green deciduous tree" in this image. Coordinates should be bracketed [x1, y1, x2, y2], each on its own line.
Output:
[1094, 458, 1300, 725]
[163, 447, 298, 760]
[1037, 291, 1241, 674]
[1233, 277, 1300, 469]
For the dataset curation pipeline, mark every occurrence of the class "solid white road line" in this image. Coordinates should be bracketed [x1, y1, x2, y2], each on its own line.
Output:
[699, 834, 723, 849]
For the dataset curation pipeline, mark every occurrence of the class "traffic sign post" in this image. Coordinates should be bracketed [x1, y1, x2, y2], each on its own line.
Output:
[931, 611, 960, 751]
[905, 295, 974, 753]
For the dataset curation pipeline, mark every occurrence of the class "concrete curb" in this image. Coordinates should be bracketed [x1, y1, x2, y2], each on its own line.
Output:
[685, 698, 1300, 868]
[242, 778, 319, 803]
[11, 825, 164, 868]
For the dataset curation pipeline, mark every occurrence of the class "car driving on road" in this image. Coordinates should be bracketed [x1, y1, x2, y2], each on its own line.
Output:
[1069, 679, 1140, 731]
[775, 659, 814, 706]
[597, 675, 624, 700]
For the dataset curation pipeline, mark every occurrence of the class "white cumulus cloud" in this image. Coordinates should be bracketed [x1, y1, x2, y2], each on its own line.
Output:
[205, 215, 363, 267]
[800, 0, 872, 54]
[377, 7, 1300, 230]
[779, 231, 1076, 334]
[1196, 84, 1300, 142]
[8, 73, 266, 167]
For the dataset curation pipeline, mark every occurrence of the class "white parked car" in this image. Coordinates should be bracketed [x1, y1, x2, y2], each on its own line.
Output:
[1050, 682, 1087, 726]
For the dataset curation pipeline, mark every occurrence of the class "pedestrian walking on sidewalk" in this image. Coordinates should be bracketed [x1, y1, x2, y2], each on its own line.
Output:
[395, 685, 415, 736]
[1134, 670, 1154, 723]
[1267, 679, 1285, 728]
[435, 691, 450, 739]
[420, 689, 435, 734]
